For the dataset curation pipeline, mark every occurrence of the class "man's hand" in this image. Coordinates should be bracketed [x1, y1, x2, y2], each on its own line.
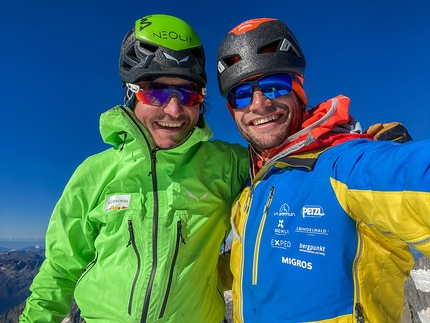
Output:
[366, 122, 413, 143]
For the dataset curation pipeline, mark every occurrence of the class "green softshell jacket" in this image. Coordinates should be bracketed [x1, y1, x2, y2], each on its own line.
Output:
[20, 106, 249, 323]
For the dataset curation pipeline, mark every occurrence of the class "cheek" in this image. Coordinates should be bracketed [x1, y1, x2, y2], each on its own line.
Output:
[187, 106, 201, 123]
[233, 111, 245, 126]
[134, 103, 157, 125]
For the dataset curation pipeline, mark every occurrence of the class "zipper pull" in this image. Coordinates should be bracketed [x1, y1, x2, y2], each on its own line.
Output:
[148, 148, 158, 176]
[178, 220, 186, 244]
[126, 220, 134, 247]
[355, 303, 364, 323]
[243, 187, 254, 213]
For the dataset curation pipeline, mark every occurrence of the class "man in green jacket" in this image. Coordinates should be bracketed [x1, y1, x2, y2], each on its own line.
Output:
[20, 14, 249, 323]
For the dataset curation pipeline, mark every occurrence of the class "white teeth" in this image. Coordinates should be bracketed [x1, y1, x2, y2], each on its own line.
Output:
[157, 122, 182, 128]
[252, 115, 279, 126]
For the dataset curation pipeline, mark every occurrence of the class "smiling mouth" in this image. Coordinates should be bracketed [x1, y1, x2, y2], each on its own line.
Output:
[252, 115, 280, 126]
[156, 121, 183, 128]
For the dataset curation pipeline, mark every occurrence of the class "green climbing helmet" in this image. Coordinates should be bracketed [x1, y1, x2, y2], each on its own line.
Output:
[119, 14, 207, 86]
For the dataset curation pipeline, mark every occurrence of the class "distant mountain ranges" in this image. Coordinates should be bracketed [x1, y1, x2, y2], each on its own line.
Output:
[0, 246, 428, 323]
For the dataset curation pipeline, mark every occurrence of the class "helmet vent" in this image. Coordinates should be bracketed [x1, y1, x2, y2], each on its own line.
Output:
[137, 41, 158, 56]
[221, 55, 242, 67]
[259, 39, 301, 58]
[190, 47, 204, 63]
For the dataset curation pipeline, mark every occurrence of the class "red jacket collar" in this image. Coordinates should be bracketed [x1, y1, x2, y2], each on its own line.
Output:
[250, 95, 373, 178]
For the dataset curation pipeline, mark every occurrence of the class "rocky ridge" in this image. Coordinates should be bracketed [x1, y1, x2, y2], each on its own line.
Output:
[0, 248, 429, 323]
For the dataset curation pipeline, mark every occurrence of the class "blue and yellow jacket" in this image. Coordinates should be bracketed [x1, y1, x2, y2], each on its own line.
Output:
[230, 95, 430, 323]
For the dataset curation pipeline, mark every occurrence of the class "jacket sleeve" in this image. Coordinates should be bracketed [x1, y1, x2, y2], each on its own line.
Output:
[217, 143, 249, 291]
[20, 163, 99, 323]
[330, 139, 430, 256]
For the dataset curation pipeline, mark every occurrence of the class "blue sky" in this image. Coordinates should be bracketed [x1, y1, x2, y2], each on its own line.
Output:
[1, 0, 429, 243]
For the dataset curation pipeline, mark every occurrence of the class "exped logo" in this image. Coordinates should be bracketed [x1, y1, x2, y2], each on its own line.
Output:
[271, 239, 291, 249]
[302, 205, 325, 218]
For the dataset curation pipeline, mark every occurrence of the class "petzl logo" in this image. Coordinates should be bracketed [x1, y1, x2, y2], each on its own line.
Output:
[274, 203, 295, 217]
[302, 205, 325, 218]
[163, 52, 189, 64]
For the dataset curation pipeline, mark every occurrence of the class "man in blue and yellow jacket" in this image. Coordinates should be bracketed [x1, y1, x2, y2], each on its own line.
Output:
[217, 17, 430, 323]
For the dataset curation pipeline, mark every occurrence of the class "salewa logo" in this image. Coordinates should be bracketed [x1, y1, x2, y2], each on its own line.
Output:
[302, 205, 325, 218]
[105, 194, 131, 211]
[186, 190, 208, 202]
[274, 203, 295, 217]
[163, 52, 189, 64]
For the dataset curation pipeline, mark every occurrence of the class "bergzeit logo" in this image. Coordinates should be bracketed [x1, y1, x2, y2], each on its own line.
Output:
[105, 194, 131, 211]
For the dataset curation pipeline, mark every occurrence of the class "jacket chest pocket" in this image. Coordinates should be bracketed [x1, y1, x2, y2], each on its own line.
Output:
[88, 192, 145, 238]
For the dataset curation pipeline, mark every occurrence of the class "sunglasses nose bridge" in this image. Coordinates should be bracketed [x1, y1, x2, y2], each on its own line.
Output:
[251, 89, 272, 110]
[163, 94, 185, 116]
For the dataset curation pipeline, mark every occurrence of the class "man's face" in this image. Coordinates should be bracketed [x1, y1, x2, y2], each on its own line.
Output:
[134, 76, 201, 149]
[232, 86, 303, 153]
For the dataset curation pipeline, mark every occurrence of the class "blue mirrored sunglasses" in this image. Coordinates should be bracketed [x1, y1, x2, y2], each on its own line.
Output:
[226, 73, 297, 109]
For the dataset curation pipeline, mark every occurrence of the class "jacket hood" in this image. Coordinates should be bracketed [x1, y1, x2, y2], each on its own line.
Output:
[250, 95, 372, 177]
[99, 105, 213, 151]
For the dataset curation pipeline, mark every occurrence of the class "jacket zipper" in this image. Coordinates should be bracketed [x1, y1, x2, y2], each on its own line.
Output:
[127, 220, 141, 315]
[159, 220, 186, 318]
[238, 185, 257, 323]
[353, 221, 365, 323]
[141, 148, 159, 323]
[252, 186, 274, 285]
[75, 253, 98, 287]
[118, 107, 159, 322]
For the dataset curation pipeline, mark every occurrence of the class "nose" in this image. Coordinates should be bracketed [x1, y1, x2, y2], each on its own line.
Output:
[163, 95, 184, 118]
[249, 87, 272, 111]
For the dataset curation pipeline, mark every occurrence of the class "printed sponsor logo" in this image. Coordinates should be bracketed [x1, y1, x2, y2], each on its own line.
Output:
[105, 194, 131, 211]
[274, 219, 288, 235]
[186, 190, 208, 202]
[299, 243, 326, 256]
[281, 256, 313, 270]
[295, 227, 329, 236]
[154, 31, 194, 43]
[271, 239, 291, 249]
[274, 203, 295, 217]
[163, 52, 189, 65]
[302, 205, 325, 218]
